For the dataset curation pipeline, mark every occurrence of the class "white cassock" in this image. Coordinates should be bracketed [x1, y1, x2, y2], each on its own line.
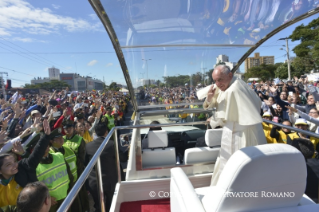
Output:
[200, 76, 266, 185]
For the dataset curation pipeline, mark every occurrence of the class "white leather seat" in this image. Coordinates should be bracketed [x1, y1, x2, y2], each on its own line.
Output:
[142, 130, 176, 168]
[184, 129, 222, 165]
[171, 144, 319, 212]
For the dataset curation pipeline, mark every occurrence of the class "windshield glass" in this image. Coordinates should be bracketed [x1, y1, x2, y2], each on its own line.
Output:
[100, 0, 319, 106]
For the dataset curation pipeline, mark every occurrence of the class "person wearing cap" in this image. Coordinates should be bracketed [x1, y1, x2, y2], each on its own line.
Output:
[288, 118, 319, 158]
[62, 119, 89, 211]
[49, 128, 82, 212]
[23, 110, 42, 130]
[36, 133, 74, 212]
[22, 97, 43, 130]
[50, 128, 77, 182]
[104, 106, 115, 131]
[262, 112, 277, 144]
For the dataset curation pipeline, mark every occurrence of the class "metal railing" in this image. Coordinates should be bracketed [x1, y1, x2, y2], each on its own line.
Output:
[263, 119, 319, 138]
[138, 102, 204, 110]
[57, 121, 207, 212]
[58, 119, 319, 212]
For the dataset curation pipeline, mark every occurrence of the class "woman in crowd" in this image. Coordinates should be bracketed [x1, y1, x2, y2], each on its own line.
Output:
[0, 120, 51, 208]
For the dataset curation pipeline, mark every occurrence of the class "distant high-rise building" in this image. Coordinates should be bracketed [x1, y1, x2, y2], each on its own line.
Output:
[216, 55, 229, 64]
[215, 55, 239, 72]
[245, 53, 275, 72]
[48, 67, 60, 79]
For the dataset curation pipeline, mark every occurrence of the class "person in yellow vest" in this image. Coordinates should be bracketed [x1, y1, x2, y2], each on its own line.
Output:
[288, 118, 319, 158]
[62, 119, 89, 212]
[262, 112, 277, 143]
[269, 120, 293, 143]
[49, 128, 82, 212]
[36, 140, 73, 212]
[104, 106, 115, 131]
[0, 120, 51, 209]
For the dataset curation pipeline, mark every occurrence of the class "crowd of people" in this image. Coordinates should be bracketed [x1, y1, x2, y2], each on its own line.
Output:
[1, 71, 319, 211]
[252, 75, 319, 202]
[0, 88, 130, 212]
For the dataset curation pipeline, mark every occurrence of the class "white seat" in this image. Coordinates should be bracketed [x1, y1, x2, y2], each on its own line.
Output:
[171, 144, 319, 212]
[184, 129, 222, 165]
[142, 130, 176, 168]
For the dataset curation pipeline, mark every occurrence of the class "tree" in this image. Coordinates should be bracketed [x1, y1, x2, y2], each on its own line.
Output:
[108, 82, 120, 91]
[244, 64, 278, 81]
[163, 75, 190, 87]
[275, 59, 307, 79]
[23, 80, 70, 91]
[289, 17, 319, 71]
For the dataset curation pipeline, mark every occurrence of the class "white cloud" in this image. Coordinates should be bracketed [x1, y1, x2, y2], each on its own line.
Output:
[0, 0, 103, 36]
[52, 4, 60, 9]
[88, 14, 98, 20]
[65, 66, 72, 70]
[88, 60, 98, 66]
[12, 37, 46, 43]
[106, 63, 113, 67]
[0, 28, 10, 36]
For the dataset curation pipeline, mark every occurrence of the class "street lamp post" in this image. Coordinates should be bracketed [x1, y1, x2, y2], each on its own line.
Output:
[279, 37, 291, 80]
[142, 59, 151, 88]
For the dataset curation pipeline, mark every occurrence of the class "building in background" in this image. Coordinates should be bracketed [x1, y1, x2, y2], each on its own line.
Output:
[60, 73, 104, 91]
[244, 53, 275, 72]
[215, 55, 240, 72]
[140, 79, 155, 86]
[31, 72, 104, 91]
[31, 78, 50, 85]
[48, 67, 60, 80]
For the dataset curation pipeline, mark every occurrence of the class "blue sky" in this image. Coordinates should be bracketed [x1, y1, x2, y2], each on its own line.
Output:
[0, 0, 318, 87]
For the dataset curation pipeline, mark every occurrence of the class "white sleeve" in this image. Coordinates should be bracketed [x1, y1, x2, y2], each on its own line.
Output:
[21, 132, 38, 150]
[0, 136, 21, 154]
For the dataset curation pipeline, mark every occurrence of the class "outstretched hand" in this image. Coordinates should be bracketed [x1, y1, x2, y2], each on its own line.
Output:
[12, 141, 25, 155]
[43, 119, 51, 135]
[285, 105, 297, 113]
[207, 85, 216, 102]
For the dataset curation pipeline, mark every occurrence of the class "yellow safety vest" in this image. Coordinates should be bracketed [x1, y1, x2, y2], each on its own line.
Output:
[63, 134, 82, 154]
[104, 114, 115, 130]
[36, 153, 70, 200]
[50, 146, 78, 182]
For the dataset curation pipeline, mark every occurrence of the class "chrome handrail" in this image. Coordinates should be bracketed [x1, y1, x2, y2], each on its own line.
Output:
[58, 119, 319, 212]
[263, 119, 319, 139]
[57, 121, 207, 212]
[137, 102, 204, 109]
[58, 127, 115, 212]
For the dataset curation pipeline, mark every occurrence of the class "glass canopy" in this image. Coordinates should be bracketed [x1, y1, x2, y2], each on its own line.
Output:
[96, 0, 319, 107]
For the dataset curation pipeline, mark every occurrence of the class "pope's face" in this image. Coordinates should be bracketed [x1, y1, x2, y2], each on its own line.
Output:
[212, 68, 233, 91]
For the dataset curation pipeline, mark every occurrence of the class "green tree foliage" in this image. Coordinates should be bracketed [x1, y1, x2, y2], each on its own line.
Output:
[108, 82, 120, 91]
[275, 59, 307, 79]
[275, 63, 294, 79]
[163, 75, 190, 87]
[244, 64, 278, 81]
[289, 17, 319, 70]
[23, 80, 70, 91]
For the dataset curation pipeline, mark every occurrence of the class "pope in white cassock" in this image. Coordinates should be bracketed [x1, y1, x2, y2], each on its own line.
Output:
[201, 65, 266, 185]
